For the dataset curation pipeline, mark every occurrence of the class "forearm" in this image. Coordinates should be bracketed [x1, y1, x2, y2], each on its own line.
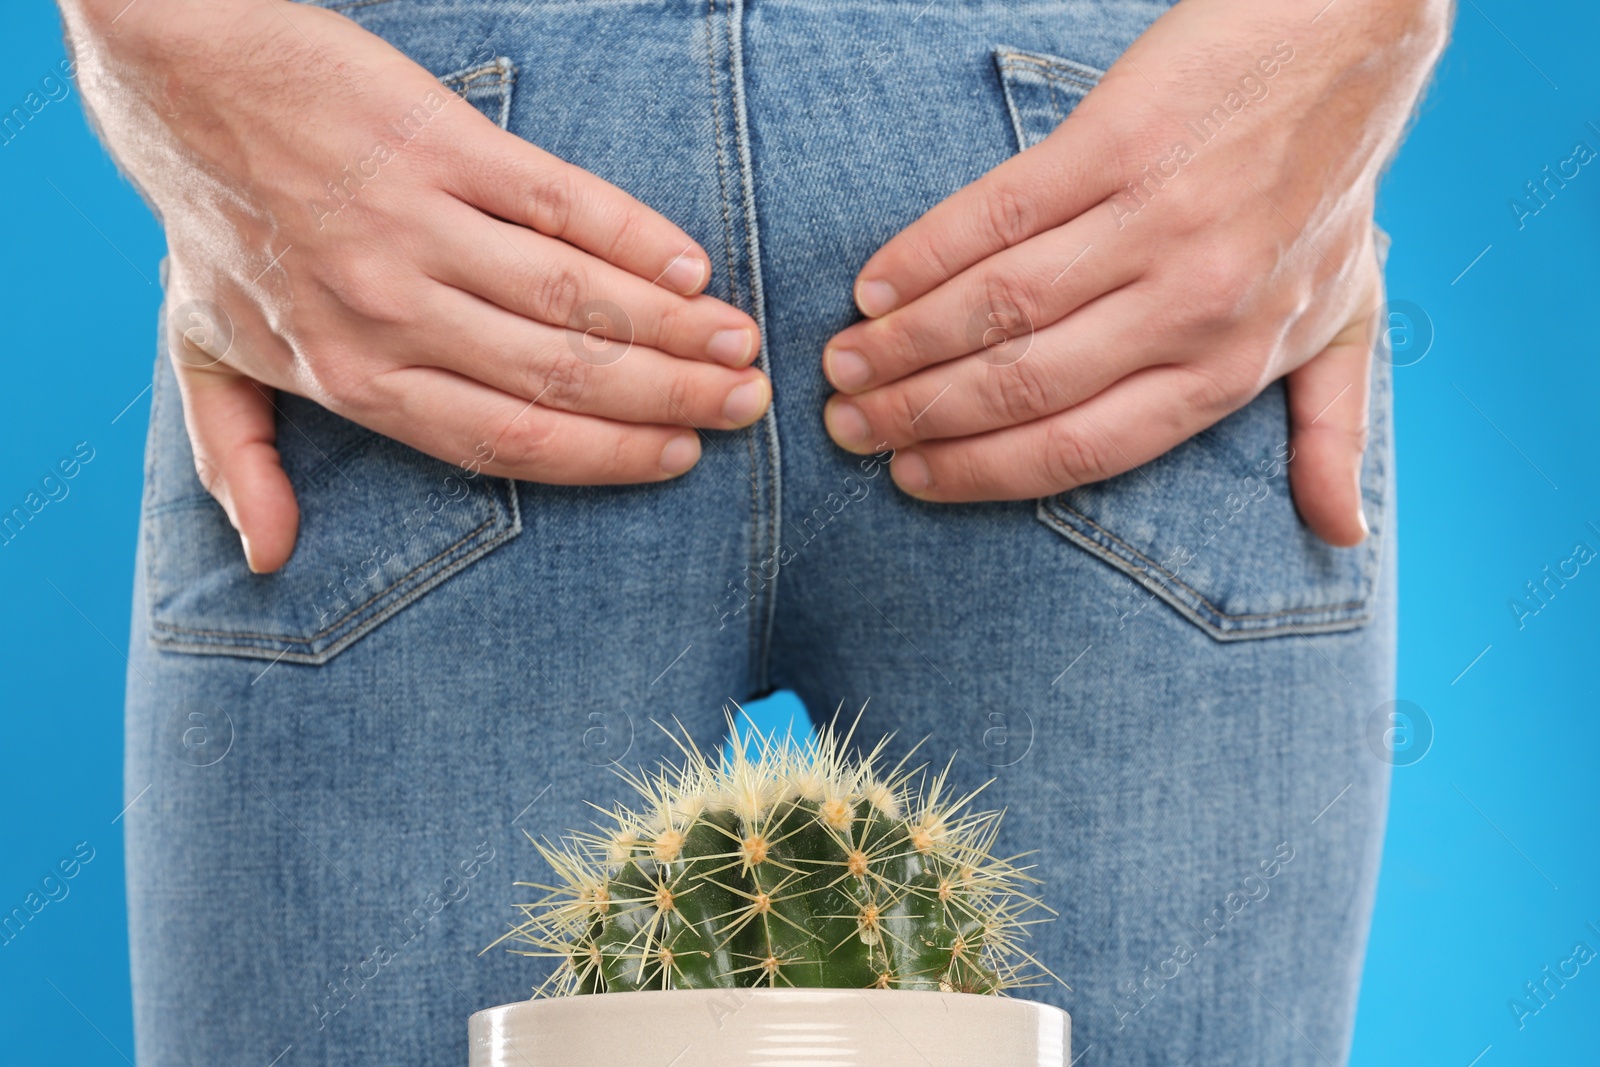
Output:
[56, 0, 330, 223]
[1298, 0, 1453, 171]
[57, 0, 252, 40]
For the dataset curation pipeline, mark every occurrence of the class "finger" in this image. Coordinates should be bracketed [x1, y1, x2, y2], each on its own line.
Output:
[824, 212, 1138, 393]
[442, 125, 713, 296]
[888, 365, 1220, 502]
[361, 365, 703, 485]
[1286, 314, 1373, 547]
[171, 361, 300, 573]
[411, 286, 771, 430]
[426, 209, 758, 367]
[825, 290, 1163, 453]
[851, 107, 1122, 317]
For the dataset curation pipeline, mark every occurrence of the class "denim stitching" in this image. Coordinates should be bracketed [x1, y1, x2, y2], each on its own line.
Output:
[155, 518, 522, 664]
[442, 65, 508, 90]
[152, 513, 501, 643]
[1356, 352, 1391, 604]
[295, 427, 381, 492]
[705, 0, 741, 312]
[725, 0, 783, 690]
[996, 52, 1103, 91]
[705, 0, 764, 683]
[994, 49, 1102, 150]
[146, 493, 225, 519]
[142, 349, 168, 630]
[993, 49, 1034, 152]
[440, 58, 515, 129]
[1039, 503, 1367, 623]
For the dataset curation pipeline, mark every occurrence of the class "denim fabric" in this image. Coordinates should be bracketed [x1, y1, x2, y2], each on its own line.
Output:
[125, 1, 1396, 1064]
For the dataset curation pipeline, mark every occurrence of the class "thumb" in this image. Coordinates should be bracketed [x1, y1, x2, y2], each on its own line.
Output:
[1286, 308, 1374, 549]
[173, 361, 300, 573]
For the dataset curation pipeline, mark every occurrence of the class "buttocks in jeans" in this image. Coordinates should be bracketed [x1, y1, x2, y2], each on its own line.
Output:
[126, 2, 1395, 1065]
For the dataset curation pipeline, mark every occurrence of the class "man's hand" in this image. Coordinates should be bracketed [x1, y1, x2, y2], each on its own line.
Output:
[63, 0, 768, 572]
[821, 0, 1449, 546]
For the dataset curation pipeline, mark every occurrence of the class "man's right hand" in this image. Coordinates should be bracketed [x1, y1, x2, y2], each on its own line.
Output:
[62, 0, 768, 572]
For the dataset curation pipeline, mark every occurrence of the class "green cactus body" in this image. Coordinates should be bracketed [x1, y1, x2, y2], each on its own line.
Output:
[497, 721, 1050, 996]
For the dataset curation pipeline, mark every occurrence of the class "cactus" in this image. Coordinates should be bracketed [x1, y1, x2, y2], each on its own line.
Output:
[494, 717, 1053, 996]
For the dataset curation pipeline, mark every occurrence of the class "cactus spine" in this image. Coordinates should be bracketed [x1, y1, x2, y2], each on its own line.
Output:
[496, 720, 1052, 995]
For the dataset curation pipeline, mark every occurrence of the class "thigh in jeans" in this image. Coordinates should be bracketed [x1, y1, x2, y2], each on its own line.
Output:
[124, 3, 777, 1063]
[747, 3, 1395, 1064]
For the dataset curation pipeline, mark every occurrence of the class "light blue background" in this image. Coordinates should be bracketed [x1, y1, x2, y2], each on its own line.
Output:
[2, 3, 1595, 1063]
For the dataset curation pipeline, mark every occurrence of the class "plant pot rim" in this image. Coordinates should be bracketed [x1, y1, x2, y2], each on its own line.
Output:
[469, 987, 1070, 1066]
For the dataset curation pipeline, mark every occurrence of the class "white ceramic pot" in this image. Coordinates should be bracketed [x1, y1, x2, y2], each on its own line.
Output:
[469, 988, 1069, 1066]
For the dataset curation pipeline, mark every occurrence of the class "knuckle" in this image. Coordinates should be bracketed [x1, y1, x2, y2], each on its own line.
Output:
[1145, 164, 1207, 229]
[1184, 362, 1257, 417]
[900, 232, 960, 290]
[298, 343, 371, 411]
[1313, 406, 1371, 455]
[492, 412, 562, 473]
[326, 265, 413, 329]
[604, 430, 634, 479]
[1040, 420, 1113, 488]
[883, 321, 925, 377]
[529, 263, 586, 326]
[535, 350, 594, 409]
[600, 199, 644, 264]
[661, 368, 700, 422]
[192, 452, 224, 499]
[309, 248, 407, 325]
[881, 384, 925, 436]
[988, 358, 1055, 425]
[1181, 245, 1254, 327]
[526, 166, 575, 239]
[979, 270, 1041, 335]
[862, 318, 920, 379]
[648, 296, 691, 349]
[981, 180, 1036, 248]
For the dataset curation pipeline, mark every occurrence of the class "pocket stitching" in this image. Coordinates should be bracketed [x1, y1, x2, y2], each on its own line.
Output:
[440, 57, 516, 129]
[1037, 501, 1372, 625]
[153, 502, 522, 665]
[151, 512, 501, 645]
[995, 50, 1104, 90]
[993, 47, 1104, 154]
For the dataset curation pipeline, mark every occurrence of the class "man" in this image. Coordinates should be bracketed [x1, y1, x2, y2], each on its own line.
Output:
[62, 0, 1448, 1061]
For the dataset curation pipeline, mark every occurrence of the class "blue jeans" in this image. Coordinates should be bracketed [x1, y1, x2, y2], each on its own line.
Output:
[126, 0, 1396, 1063]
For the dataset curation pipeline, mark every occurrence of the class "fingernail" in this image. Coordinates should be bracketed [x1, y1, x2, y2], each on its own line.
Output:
[826, 348, 872, 391]
[709, 328, 754, 367]
[659, 432, 701, 475]
[825, 399, 871, 450]
[660, 254, 707, 295]
[892, 451, 932, 494]
[856, 279, 897, 318]
[722, 378, 770, 427]
[240, 533, 263, 574]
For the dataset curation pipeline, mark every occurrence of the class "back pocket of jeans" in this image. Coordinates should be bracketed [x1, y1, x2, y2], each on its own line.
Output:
[440, 56, 516, 128]
[994, 46, 1105, 151]
[143, 370, 523, 664]
[992, 45, 1388, 641]
[143, 56, 524, 665]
